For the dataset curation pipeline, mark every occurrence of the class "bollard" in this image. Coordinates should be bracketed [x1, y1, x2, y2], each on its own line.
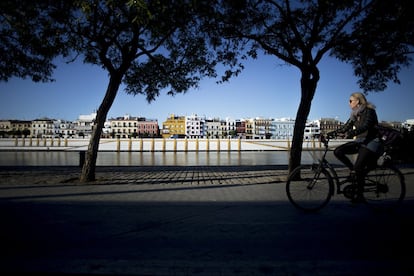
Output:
[79, 151, 86, 167]
[116, 138, 121, 152]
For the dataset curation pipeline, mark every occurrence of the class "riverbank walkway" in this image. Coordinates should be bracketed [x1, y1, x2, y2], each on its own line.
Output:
[1, 165, 414, 275]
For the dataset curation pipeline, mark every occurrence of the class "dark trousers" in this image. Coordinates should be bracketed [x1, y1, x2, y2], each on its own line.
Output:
[334, 141, 378, 196]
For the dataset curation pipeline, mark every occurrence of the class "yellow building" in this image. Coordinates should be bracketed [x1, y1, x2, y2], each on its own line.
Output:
[161, 114, 186, 138]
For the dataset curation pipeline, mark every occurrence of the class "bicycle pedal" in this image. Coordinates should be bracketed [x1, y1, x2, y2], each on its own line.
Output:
[343, 184, 357, 199]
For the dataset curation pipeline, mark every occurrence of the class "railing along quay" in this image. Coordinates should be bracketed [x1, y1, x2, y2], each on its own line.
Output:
[0, 137, 348, 152]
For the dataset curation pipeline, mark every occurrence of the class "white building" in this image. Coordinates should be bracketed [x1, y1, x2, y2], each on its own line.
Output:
[186, 114, 205, 138]
[103, 121, 112, 136]
[221, 117, 237, 138]
[55, 119, 76, 138]
[205, 118, 221, 138]
[304, 120, 321, 139]
[271, 118, 295, 139]
[404, 119, 414, 131]
[31, 118, 54, 138]
[204, 117, 237, 138]
[74, 112, 96, 138]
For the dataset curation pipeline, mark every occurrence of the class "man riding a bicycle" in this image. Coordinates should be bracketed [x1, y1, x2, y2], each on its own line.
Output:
[328, 92, 383, 203]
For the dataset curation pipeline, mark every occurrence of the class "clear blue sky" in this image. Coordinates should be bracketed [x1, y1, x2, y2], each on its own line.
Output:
[0, 54, 413, 123]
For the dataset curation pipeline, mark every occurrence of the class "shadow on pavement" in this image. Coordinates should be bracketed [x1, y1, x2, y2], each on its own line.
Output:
[1, 197, 414, 275]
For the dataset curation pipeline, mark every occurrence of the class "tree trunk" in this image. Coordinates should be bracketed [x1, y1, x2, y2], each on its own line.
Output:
[288, 67, 319, 175]
[79, 74, 122, 182]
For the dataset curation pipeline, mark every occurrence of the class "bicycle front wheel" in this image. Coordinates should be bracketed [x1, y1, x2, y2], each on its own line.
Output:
[286, 165, 333, 212]
[363, 166, 405, 209]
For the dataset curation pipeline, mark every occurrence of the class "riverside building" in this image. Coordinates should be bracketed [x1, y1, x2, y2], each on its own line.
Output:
[161, 114, 186, 138]
[107, 114, 159, 138]
[186, 114, 205, 139]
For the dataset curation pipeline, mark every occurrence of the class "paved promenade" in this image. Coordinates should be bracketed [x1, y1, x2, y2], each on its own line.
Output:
[0, 165, 289, 187]
[1, 165, 414, 275]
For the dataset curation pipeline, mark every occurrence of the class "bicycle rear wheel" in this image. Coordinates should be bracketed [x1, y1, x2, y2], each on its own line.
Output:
[286, 165, 333, 212]
[363, 166, 405, 209]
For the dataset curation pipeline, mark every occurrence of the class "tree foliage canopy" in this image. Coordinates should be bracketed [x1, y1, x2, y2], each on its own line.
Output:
[332, 0, 414, 91]
[0, 0, 70, 82]
[212, 0, 413, 92]
[1, 0, 247, 99]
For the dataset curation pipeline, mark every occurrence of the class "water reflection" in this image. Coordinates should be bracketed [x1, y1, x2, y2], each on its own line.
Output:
[0, 150, 341, 166]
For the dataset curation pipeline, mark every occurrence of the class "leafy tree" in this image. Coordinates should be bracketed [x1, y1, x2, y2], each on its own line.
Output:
[213, 0, 413, 173]
[2, 0, 239, 181]
[69, 1, 245, 181]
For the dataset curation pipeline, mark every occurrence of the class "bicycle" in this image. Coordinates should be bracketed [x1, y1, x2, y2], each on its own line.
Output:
[286, 133, 406, 212]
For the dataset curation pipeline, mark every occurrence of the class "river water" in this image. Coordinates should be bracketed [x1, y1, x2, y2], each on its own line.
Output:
[0, 151, 341, 167]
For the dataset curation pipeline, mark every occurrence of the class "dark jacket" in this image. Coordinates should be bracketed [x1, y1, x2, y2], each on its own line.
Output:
[337, 107, 378, 143]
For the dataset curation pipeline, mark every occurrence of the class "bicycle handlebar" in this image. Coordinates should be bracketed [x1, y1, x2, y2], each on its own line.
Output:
[319, 134, 330, 147]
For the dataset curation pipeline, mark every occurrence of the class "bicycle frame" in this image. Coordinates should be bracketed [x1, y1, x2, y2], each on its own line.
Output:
[312, 135, 353, 196]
